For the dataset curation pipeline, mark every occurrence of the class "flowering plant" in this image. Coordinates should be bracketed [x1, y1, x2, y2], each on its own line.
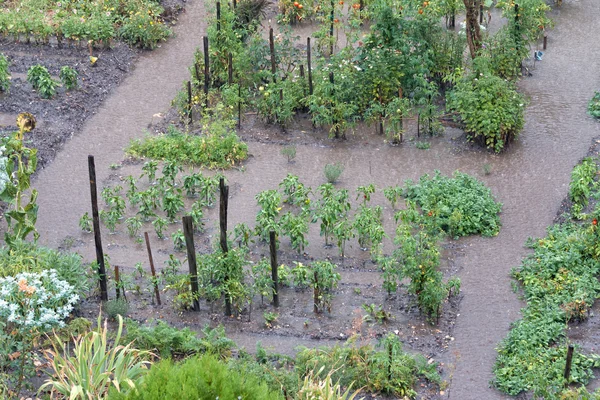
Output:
[0, 269, 78, 331]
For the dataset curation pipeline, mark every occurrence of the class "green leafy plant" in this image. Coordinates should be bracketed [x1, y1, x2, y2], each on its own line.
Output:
[27, 64, 58, 99]
[568, 157, 598, 218]
[162, 187, 185, 222]
[263, 311, 278, 328]
[79, 212, 93, 233]
[141, 160, 159, 184]
[40, 315, 151, 399]
[297, 366, 363, 400]
[280, 211, 309, 254]
[123, 319, 205, 358]
[415, 141, 430, 150]
[107, 353, 283, 400]
[152, 216, 168, 239]
[589, 91, 600, 119]
[0, 53, 9, 93]
[311, 261, 341, 313]
[383, 186, 402, 209]
[126, 215, 142, 238]
[255, 189, 282, 241]
[281, 145, 297, 163]
[362, 303, 392, 324]
[324, 163, 344, 184]
[59, 66, 78, 90]
[447, 64, 526, 153]
[104, 298, 129, 320]
[171, 229, 186, 251]
[402, 171, 502, 238]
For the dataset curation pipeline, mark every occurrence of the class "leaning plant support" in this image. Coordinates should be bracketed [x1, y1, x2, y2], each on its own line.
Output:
[0, 113, 40, 246]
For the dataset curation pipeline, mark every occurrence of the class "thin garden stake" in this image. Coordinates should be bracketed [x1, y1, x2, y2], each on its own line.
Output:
[313, 271, 319, 313]
[187, 80, 193, 125]
[330, 1, 334, 56]
[564, 345, 574, 384]
[307, 37, 313, 95]
[114, 265, 121, 299]
[88, 155, 108, 302]
[219, 178, 232, 316]
[182, 216, 200, 311]
[216, 2, 221, 31]
[270, 231, 279, 307]
[144, 232, 161, 306]
[269, 27, 277, 82]
[203, 36, 210, 98]
[228, 53, 233, 85]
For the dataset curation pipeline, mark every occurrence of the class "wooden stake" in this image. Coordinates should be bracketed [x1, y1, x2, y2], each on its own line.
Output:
[194, 63, 201, 88]
[216, 2, 221, 32]
[228, 53, 233, 85]
[564, 345, 574, 384]
[203, 36, 209, 98]
[219, 178, 231, 316]
[330, 1, 334, 56]
[114, 265, 121, 299]
[269, 231, 279, 307]
[88, 155, 108, 302]
[182, 216, 200, 311]
[543, 34, 547, 50]
[187, 80, 193, 125]
[144, 232, 161, 306]
[313, 271, 319, 313]
[269, 27, 276, 82]
[307, 37, 313, 95]
[238, 84, 241, 129]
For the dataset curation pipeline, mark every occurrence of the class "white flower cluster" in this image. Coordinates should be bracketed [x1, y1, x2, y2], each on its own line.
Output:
[0, 269, 79, 331]
[0, 145, 10, 196]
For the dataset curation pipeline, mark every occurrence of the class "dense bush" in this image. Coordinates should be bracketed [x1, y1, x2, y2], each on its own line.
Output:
[27, 64, 58, 99]
[402, 171, 502, 238]
[447, 67, 526, 153]
[127, 124, 247, 169]
[0, 53, 9, 93]
[569, 157, 598, 217]
[108, 353, 284, 400]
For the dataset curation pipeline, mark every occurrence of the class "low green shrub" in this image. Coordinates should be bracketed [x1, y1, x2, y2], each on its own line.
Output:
[402, 171, 502, 238]
[127, 124, 247, 169]
[104, 298, 129, 320]
[569, 157, 598, 217]
[295, 334, 439, 397]
[447, 66, 526, 153]
[123, 319, 205, 358]
[119, 12, 171, 49]
[589, 92, 600, 119]
[324, 163, 344, 183]
[108, 353, 284, 400]
[59, 66, 78, 90]
[27, 64, 58, 99]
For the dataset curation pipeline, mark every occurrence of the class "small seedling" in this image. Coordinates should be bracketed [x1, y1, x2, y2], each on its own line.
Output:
[264, 311, 278, 328]
[353, 287, 362, 295]
[281, 145, 297, 163]
[415, 141, 430, 150]
[79, 212, 93, 233]
[483, 163, 492, 175]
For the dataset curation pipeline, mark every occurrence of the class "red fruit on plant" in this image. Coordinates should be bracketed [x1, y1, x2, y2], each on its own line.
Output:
[593, 218, 598, 226]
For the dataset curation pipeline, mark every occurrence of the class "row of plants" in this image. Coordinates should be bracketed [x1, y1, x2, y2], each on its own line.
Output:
[169, 0, 549, 152]
[0, 0, 172, 49]
[1, 54, 79, 97]
[493, 157, 600, 398]
[34, 311, 439, 399]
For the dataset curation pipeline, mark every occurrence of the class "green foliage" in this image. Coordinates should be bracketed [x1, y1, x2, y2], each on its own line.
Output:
[0, 53, 9, 93]
[0, 0, 171, 49]
[568, 157, 598, 218]
[108, 353, 284, 400]
[312, 184, 350, 246]
[124, 319, 206, 358]
[402, 171, 502, 238]
[589, 92, 600, 119]
[415, 141, 430, 150]
[280, 145, 297, 163]
[296, 334, 438, 397]
[324, 163, 344, 184]
[255, 189, 282, 240]
[104, 298, 129, 320]
[27, 65, 58, 99]
[447, 65, 526, 152]
[0, 240, 88, 295]
[127, 124, 247, 169]
[494, 222, 600, 396]
[41, 315, 151, 399]
[59, 66, 78, 90]
[279, 174, 311, 206]
[311, 261, 341, 313]
[79, 212, 93, 233]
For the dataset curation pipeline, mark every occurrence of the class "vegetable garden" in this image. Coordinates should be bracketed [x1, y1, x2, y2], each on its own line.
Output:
[2, 0, 600, 399]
